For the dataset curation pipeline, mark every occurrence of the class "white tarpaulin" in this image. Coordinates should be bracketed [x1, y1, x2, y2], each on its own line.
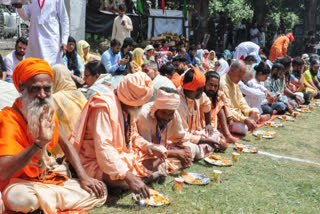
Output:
[148, 9, 187, 39]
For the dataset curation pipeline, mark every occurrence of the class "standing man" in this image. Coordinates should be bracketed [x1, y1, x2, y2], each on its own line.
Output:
[2, 37, 28, 83]
[112, 4, 133, 45]
[16, 0, 69, 66]
[269, 33, 294, 62]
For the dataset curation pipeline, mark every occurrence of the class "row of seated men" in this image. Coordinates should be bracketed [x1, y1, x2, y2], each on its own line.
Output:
[0, 55, 316, 213]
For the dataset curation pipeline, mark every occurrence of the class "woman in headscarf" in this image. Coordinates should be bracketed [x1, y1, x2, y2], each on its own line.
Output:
[77, 40, 100, 65]
[131, 47, 144, 72]
[208, 50, 217, 70]
[195, 49, 205, 73]
[214, 59, 230, 76]
[52, 64, 88, 157]
[63, 36, 85, 87]
[202, 49, 210, 72]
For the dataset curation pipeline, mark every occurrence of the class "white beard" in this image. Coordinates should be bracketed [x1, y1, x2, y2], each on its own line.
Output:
[21, 89, 54, 140]
[127, 106, 142, 119]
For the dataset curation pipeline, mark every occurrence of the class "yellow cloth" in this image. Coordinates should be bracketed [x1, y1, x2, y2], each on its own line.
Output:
[132, 48, 144, 72]
[220, 74, 253, 122]
[77, 40, 100, 65]
[52, 64, 87, 157]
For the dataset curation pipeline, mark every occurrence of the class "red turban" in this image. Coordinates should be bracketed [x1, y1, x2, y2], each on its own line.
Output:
[286, 33, 294, 42]
[117, 72, 154, 106]
[13, 58, 53, 92]
[180, 68, 206, 91]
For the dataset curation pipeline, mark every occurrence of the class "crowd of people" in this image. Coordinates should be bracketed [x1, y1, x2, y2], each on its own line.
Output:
[1, 1, 320, 213]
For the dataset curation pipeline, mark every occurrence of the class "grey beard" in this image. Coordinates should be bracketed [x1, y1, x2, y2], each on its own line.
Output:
[21, 90, 54, 139]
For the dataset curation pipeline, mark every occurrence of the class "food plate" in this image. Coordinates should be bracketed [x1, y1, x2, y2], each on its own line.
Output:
[264, 121, 284, 128]
[204, 154, 232, 167]
[180, 172, 210, 185]
[234, 143, 258, 153]
[277, 115, 295, 121]
[133, 189, 171, 207]
[300, 108, 311, 113]
[252, 130, 275, 139]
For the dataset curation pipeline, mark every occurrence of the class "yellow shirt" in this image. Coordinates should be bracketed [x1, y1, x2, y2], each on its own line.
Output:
[220, 74, 253, 122]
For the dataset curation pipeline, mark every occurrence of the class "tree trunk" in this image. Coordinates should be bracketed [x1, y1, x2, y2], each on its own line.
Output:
[193, 0, 209, 45]
[251, 0, 266, 25]
[304, 0, 318, 33]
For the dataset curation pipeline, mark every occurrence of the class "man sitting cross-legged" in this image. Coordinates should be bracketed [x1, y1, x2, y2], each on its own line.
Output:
[177, 67, 228, 152]
[70, 72, 168, 199]
[220, 60, 269, 135]
[136, 87, 210, 173]
[0, 58, 106, 214]
[204, 71, 238, 144]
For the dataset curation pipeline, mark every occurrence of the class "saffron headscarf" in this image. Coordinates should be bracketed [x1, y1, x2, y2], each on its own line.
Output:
[117, 72, 154, 106]
[180, 68, 206, 91]
[154, 89, 180, 110]
[286, 33, 294, 42]
[13, 58, 53, 92]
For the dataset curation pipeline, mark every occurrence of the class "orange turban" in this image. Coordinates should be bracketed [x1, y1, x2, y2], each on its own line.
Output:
[180, 68, 206, 91]
[117, 72, 154, 106]
[286, 33, 294, 42]
[154, 89, 180, 110]
[13, 58, 53, 92]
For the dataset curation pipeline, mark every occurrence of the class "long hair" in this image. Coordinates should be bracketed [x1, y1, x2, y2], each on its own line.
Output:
[205, 71, 220, 108]
[66, 36, 80, 77]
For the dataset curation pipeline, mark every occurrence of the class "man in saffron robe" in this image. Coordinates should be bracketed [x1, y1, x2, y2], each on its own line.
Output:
[136, 87, 205, 173]
[204, 71, 238, 143]
[269, 33, 294, 62]
[0, 58, 106, 213]
[70, 72, 167, 198]
[177, 67, 228, 151]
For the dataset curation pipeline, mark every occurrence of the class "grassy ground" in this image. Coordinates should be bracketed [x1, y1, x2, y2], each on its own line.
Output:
[90, 104, 320, 214]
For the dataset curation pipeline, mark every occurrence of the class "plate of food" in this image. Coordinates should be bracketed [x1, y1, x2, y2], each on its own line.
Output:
[264, 121, 284, 128]
[300, 107, 311, 113]
[234, 143, 258, 153]
[180, 172, 210, 185]
[277, 115, 295, 121]
[204, 154, 232, 167]
[133, 189, 171, 207]
[252, 130, 275, 139]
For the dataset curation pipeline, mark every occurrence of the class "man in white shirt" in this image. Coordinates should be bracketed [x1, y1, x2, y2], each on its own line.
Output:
[2, 37, 27, 83]
[141, 60, 176, 102]
[250, 22, 260, 45]
[111, 4, 133, 45]
[15, 0, 69, 66]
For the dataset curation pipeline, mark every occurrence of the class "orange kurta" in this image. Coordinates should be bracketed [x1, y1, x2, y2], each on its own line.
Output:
[69, 92, 152, 181]
[269, 36, 290, 62]
[171, 72, 181, 88]
[210, 90, 232, 128]
[0, 98, 59, 191]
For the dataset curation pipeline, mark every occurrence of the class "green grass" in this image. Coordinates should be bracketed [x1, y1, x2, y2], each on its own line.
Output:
[90, 106, 320, 214]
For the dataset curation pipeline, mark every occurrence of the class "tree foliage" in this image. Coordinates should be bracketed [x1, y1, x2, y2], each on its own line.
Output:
[208, 0, 254, 23]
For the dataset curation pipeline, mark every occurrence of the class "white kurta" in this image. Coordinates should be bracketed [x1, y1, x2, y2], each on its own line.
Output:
[18, 0, 69, 66]
[233, 41, 260, 60]
[111, 15, 133, 45]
